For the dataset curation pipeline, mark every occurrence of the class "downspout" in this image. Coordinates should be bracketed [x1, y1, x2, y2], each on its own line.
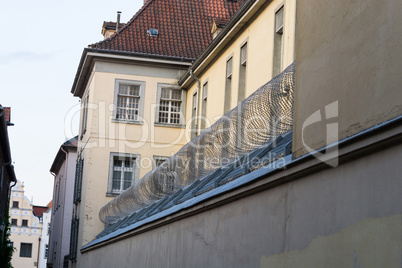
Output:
[189, 70, 201, 136]
[37, 237, 41, 267]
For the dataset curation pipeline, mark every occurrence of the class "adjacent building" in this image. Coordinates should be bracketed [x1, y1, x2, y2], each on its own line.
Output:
[48, 137, 77, 268]
[9, 181, 51, 268]
[0, 106, 17, 266]
[38, 202, 52, 268]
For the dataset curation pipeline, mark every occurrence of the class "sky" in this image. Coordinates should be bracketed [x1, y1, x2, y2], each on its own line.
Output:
[0, 0, 143, 206]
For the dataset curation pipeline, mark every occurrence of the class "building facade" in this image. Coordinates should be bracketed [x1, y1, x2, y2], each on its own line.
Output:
[48, 137, 77, 268]
[9, 181, 51, 268]
[37, 203, 51, 268]
[74, 0, 402, 266]
[68, 1, 248, 266]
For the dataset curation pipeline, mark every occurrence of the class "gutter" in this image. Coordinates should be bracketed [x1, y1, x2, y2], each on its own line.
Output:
[178, 0, 266, 87]
[71, 48, 195, 98]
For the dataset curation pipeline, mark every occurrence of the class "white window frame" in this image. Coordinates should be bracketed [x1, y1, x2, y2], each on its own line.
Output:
[112, 79, 145, 124]
[80, 92, 89, 139]
[106, 152, 140, 196]
[155, 83, 186, 127]
[153, 155, 169, 169]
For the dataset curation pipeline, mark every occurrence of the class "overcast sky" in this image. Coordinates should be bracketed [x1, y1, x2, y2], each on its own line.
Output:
[1, 0, 143, 205]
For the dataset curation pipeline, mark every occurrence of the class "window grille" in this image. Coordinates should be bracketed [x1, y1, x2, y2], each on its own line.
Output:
[69, 218, 79, 260]
[116, 84, 140, 121]
[112, 157, 135, 193]
[158, 88, 182, 124]
[73, 157, 83, 203]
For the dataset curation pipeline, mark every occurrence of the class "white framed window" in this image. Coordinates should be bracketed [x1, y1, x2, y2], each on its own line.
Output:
[191, 92, 198, 139]
[224, 56, 233, 113]
[155, 83, 186, 127]
[273, 5, 284, 76]
[113, 79, 145, 123]
[153, 156, 169, 169]
[238, 41, 248, 103]
[107, 152, 140, 196]
[80, 93, 89, 138]
[201, 81, 208, 130]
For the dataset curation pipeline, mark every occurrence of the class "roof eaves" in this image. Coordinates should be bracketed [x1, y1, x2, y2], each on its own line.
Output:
[71, 47, 194, 98]
[50, 136, 78, 174]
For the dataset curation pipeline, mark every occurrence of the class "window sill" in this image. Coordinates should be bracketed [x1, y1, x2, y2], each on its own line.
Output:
[106, 192, 122, 197]
[154, 122, 186, 129]
[112, 119, 144, 125]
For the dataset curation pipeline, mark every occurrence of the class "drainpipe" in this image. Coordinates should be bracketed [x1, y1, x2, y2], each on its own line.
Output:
[37, 237, 41, 267]
[189, 70, 201, 137]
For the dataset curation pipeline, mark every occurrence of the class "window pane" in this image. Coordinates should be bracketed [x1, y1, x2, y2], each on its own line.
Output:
[226, 58, 233, 78]
[20, 243, 32, 258]
[171, 90, 181, 100]
[203, 82, 208, 100]
[275, 7, 284, 34]
[119, 84, 140, 96]
[112, 171, 121, 191]
[241, 43, 247, 65]
[161, 88, 171, 99]
[123, 171, 133, 190]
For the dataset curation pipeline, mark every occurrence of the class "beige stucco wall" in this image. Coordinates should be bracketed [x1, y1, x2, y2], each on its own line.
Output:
[293, 0, 402, 157]
[9, 181, 42, 268]
[75, 60, 189, 262]
[184, 0, 296, 138]
[79, 136, 402, 268]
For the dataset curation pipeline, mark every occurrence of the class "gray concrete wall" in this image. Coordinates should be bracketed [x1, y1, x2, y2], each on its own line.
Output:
[293, 0, 402, 157]
[79, 140, 402, 268]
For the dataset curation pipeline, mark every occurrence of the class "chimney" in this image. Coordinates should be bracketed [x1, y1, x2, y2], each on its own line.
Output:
[101, 12, 126, 39]
[116, 11, 121, 32]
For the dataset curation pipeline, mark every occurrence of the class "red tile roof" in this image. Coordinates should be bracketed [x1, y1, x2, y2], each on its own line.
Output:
[33, 205, 48, 217]
[90, 0, 248, 59]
